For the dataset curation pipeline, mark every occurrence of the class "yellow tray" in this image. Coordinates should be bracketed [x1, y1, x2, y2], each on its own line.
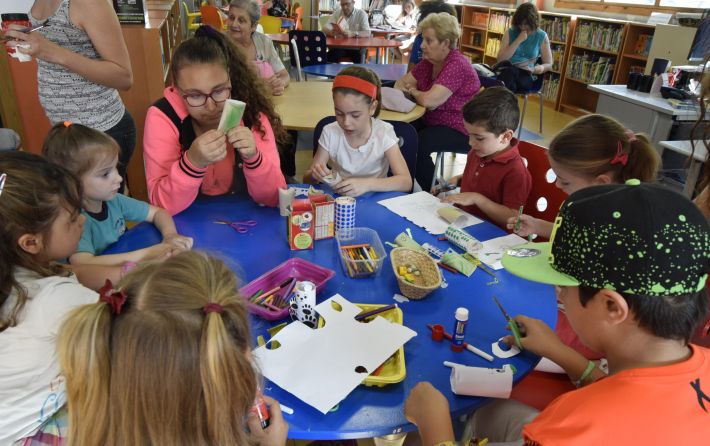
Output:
[260, 303, 406, 388]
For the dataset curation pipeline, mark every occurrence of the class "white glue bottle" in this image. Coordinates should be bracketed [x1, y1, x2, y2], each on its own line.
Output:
[451, 307, 469, 352]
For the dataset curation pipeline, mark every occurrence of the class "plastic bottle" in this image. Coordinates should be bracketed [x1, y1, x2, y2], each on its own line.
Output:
[250, 388, 270, 429]
[451, 307, 469, 352]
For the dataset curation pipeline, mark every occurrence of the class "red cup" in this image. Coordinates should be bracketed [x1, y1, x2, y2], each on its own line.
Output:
[431, 324, 444, 342]
[2, 13, 31, 56]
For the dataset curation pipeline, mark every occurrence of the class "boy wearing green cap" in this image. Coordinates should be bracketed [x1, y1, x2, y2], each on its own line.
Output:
[404, 181, 710, 445]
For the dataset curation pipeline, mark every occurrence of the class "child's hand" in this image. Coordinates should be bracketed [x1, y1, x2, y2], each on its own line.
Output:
[502, 315, 561, 358]
[144, 243, 179, 261]
[187, 129, 228, 168]
[309, 162, 332, 183]
[333, 178, 369, 197]
[440, 192, 479, 207]
[163, 233, 193, 251]
[247, 395, 289, 446]
[506, 213, 537, 237]
[404, 382, 449, 426]
[228, 126, 258, 161]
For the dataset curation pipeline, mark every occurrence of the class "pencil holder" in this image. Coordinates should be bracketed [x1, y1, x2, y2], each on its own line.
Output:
[336, 227, 387, 278]
[390, 248, 442, 300]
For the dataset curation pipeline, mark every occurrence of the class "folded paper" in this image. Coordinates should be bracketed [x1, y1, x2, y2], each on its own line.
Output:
[448, 363, 514, 398]
[378, 192, 482, 235]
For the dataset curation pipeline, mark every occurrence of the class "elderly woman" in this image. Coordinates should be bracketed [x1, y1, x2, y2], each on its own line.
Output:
[226, 0, 289, 96]
[495, 2, 553, 92]
[395, 12, 479, 190]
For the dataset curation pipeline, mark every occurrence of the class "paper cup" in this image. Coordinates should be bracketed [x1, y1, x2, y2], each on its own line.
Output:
[289, 281, 318, 328]
[335, 196, 356, 236]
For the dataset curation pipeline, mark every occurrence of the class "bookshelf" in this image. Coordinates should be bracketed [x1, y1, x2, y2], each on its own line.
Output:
[539, 12, 573, 109]
[559, 16, 626, 117]
[484, 7, 513, 65]
[460, 5, 490, 64]
[615, 22, 654, 85]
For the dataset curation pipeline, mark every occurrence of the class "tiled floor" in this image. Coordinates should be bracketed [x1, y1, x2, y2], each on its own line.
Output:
[293, 94, 576, 185]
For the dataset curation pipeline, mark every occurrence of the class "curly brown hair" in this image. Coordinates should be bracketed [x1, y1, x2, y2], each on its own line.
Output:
[171, 25, 288, 146]
[511, 2, 539, 31]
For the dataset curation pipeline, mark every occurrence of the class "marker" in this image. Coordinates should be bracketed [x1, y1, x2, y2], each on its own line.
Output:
[514, 205, 524, 233]
[426, 324, 494, 362]
[279, 404, 294, 415]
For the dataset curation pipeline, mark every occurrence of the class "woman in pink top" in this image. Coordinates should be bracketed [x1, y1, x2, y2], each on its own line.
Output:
[395, 12, 479, 190]
[143, 26, 287, 215]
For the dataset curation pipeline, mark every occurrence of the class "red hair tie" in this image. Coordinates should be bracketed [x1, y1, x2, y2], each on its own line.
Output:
[332, 75, 377, 99]
[203, 303, 224, 314]
[610, 141, 628, 167]
[98, 279, 128, 315]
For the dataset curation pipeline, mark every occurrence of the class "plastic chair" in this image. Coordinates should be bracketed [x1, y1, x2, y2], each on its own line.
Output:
[289, 38, 303, 82]
[294, 6, 303, 30]
[182, 1, 201, 35]
[313, 116, 418, 189]
[517, 140, 568, 229]
[200, 5, 226, 30]
[288, 30, 327, 80]
[259, 15, 284, 34]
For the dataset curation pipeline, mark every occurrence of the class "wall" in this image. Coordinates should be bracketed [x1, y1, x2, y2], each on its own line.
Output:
[1, 0, 35, 16]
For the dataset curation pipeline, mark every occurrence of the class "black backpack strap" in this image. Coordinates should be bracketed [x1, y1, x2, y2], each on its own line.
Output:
[152, 97, 197, 153]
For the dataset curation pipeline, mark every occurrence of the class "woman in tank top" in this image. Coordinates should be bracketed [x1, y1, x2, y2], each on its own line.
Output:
[4, 0, 136, 190]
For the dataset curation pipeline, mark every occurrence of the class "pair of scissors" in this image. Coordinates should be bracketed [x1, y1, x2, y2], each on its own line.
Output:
[492, 295, 523, 350]
[213, 219, 257, 234]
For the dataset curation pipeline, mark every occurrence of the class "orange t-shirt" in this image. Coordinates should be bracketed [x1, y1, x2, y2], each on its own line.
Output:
[523, 344, 710, 445]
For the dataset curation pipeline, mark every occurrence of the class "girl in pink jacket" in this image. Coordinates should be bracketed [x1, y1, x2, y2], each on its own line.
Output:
[143, 25, 287, 215]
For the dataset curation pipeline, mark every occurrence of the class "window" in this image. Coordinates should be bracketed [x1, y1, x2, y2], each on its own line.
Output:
[555, 0, 710, 11]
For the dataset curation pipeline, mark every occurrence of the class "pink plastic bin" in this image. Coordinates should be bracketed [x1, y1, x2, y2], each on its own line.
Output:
[239, 258, 335, 321]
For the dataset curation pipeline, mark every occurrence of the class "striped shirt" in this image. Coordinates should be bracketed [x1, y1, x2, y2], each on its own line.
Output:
[29, 0, 125, 131]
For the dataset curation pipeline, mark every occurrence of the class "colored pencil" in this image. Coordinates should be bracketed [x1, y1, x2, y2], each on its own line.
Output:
[257, 278, 294, 302]
[437, 262, 459, 274]
[355, 303, 397, 321]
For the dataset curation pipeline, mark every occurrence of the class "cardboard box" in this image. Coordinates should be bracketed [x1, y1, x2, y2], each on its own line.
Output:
[310, 194, 335, 240]
[287, 199, 315, 250]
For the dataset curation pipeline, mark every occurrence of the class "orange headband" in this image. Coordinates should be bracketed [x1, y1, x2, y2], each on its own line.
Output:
[332, 75, 377, 99]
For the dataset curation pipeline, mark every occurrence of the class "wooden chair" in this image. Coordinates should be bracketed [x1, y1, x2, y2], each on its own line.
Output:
[200, 4, 226, 30]
[313, 116, 418, 190]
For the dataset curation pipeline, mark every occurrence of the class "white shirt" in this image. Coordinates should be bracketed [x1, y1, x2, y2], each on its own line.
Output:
[0, 269, 97, 445]
[326, 7, 370, 36]
[319, 118, 398, 179]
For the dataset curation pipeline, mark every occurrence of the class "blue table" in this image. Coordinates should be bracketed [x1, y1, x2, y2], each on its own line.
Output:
[107, 191, 557, 440]
[302, 63, 407, 82]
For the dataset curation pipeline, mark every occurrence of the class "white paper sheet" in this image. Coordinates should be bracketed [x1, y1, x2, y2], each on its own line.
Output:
[252, 295, 417, 414]
[471, 233, 528, 270]
[378, 192, 482, 235]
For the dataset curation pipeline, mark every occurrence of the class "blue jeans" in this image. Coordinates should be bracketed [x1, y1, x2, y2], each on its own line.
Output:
[104, 110, 136, 193]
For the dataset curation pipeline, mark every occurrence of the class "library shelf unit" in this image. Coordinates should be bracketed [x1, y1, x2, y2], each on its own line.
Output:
[539, 12, 573, 109]
[614, 22, 655, 85]
[460, 5, 492, 64]
[559, 16, 627, 117]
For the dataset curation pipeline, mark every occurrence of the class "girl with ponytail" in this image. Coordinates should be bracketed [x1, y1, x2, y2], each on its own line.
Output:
[507, 113, 660, 240]
[143, 25, 287, 215]
[58, 250, 288, 446]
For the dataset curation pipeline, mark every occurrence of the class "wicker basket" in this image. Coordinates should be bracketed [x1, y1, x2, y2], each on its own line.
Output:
[390, 248, 442, 300]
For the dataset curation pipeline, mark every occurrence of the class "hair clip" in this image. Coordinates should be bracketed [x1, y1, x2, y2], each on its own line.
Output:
[203, 302, 224, 314]
[98, 279, 128, 315]
[195, 25, 219, 39]
[0, 173, 6, 198]
[610, 141, 628, 167]
[624, 128, 637, 143]
[63, 121, 72, 127]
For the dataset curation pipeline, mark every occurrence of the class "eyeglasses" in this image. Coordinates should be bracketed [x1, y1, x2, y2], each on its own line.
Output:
[0, 173, 6, 198]
[181, 86, 232, 107]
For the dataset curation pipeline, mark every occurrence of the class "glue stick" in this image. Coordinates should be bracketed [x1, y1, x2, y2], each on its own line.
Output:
[250, 391, 270, 429]
[451, 307, 469, 352]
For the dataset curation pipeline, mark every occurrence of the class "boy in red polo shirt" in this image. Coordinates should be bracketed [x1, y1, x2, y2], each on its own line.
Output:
[441, 87, 531, 228]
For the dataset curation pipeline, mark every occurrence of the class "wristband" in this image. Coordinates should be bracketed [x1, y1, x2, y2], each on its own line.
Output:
[572, 360, 596, 388]
[121, 261, 137, 278]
